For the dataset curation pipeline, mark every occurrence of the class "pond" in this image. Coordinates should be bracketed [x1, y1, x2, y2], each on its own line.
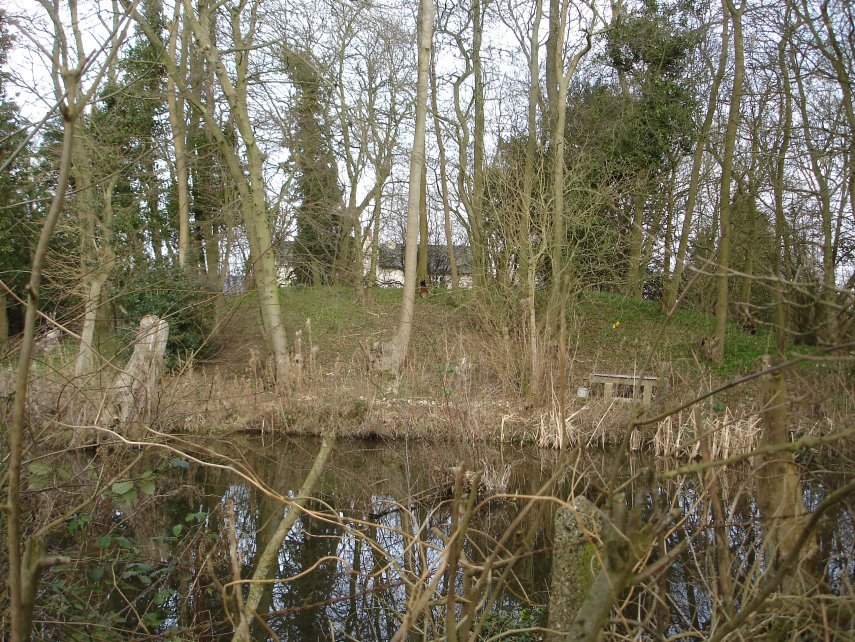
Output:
[34, 434, 854, 641]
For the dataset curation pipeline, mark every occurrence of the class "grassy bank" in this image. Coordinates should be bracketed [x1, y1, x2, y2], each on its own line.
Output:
[5, 286, 847, 452]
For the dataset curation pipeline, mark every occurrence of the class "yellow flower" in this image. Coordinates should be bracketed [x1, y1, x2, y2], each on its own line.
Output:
[612, 321, 621, 330]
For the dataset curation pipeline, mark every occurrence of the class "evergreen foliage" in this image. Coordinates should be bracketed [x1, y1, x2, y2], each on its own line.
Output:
[115, 262, 214, 362]
[283, 50, 345, 285]
[0, 12, 37, 337]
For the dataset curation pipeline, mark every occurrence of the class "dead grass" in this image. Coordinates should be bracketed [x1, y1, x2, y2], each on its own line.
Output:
[8, 286, 852, 452]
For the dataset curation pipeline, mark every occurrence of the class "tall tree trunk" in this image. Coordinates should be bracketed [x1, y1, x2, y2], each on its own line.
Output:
[663, 13, 730, 312]
[470, 0, 486, 294]
[801, 0, 855, 248]
[661, 158, 677, 300]
[772, 21, 793, 356]
[626, 188, 646, 298]
[430, 48, 459, 291]
[418, 162, 429, 286]
[371, 0, 434, 374]
[546, 0, 593, 336]
[184, 0, 291, 383]
[167, 0, 190, 268]
[792, 51, 837, 344]
[523, 0, 543, 396]
[710, 0, 745, 364]
[369, 189, 381, 286]
[544, 0, 560, 144]
[739, 197, 758, 307]
[4, 0, 129, 624]
[75, 175, 117, 379]
[8, 93, 80, 642]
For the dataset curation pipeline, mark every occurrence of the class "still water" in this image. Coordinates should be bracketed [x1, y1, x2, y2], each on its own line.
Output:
[39, 435, 854, 641]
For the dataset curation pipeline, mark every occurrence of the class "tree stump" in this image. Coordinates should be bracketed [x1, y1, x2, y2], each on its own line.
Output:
[73, 315, 169, 446]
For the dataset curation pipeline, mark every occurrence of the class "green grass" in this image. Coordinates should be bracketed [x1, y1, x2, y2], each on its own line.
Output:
[214, 286, 820, 394]
[572, 291, 807, 381]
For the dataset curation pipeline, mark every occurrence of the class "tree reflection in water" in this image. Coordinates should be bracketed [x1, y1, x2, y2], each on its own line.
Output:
[35, 436, 854, 641]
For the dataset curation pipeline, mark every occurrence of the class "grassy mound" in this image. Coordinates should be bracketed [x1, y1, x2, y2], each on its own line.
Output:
[10, 285, 841, 445]
[206, 286, 813, 406]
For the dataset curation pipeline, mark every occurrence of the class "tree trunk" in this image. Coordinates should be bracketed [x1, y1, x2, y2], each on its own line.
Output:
[523, 0, 543, 396]
[546, 1, 593, 336]
[81, 315, 169, 445]
[231, 437, 334, 641]
[0, 290, 7, 344]
[710, 0, 745, 364]
[75, 274, 108, 379]
[800, 0, 855, 260]
[772, 22, 793, 356]
[793, 51, 838, 344]
[663, 12, 730, 311]
[564, 495, 652, 642]
[167, 0, 190, 268]
[739, 197, 758, 306]
[757, 356, 813, 578]
[417, 162, 429, 287]
[371, 0, 434, 375]
[544, 0, 560, 144]
[184, 0, 292, 384]
[430, 47, 459, 291]
[661, 159, 677, 306]
[369, 191, 381, 286]
[546, 498, 600, 640]
[8, 50, 88, 641]
[470, 0, 486, 294]
[75, 175, 117, 379]
[626, 189, 645, 298]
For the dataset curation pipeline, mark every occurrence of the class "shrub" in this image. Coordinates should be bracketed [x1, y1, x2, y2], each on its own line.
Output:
[115, 264, 214, 363]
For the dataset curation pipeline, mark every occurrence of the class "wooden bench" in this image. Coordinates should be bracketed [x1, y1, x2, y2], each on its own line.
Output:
[589, 373, 658, 405]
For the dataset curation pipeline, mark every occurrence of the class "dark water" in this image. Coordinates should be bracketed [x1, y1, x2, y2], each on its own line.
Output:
[36, 435, 854, 641]
[162, 437, 563, 640]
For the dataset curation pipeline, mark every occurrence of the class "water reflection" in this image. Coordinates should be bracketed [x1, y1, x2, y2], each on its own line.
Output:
[174, 437, 560, 640]
[39, 436, 854, 641]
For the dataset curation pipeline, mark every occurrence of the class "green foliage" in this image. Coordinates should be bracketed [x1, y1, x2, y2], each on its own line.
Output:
[479, 606, 545, 641]
[0, 44, 39, 335]
[33, 459, 190, 640]
[283, 51, 345, 285]
[556, 2, 698, 293]
[28, 461, 71, 490]
[569, 2, 697, 182]
[115, 263, 214, 362]
[606, 2, 695, 80]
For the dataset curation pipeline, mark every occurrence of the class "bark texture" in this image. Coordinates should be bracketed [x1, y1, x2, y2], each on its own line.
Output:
[74, 315, 169, 446]
[371, 0, 434, 375]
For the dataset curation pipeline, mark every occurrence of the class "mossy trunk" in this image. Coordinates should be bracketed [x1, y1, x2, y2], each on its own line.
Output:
[757, 355, 814, 583]
[711, 0, 745, 364]
[547, 497, 600, 639]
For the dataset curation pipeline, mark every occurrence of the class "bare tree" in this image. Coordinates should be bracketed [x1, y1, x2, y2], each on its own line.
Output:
[371, 0, 435, 375]
[710, 0, 745, 363]
[4, 4, 136, 638]
[131, 0, 293, 384]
